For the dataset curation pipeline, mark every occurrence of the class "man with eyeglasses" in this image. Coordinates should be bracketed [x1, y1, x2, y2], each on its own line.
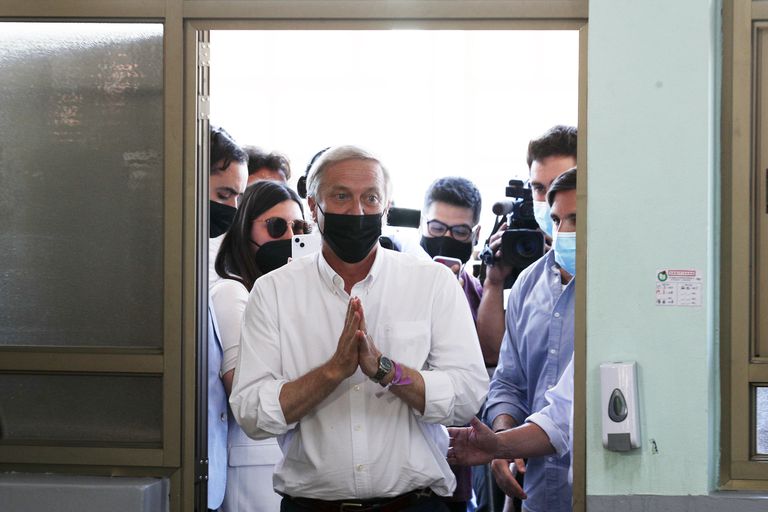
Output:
[419, 177, 484, 341]
[230, 145, 489, 511]
[418, 176, 486, 512]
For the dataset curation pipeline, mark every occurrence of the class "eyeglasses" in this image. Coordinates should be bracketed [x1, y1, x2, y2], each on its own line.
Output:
[254, 217, 311, 238]
[425, 219, 473, 242]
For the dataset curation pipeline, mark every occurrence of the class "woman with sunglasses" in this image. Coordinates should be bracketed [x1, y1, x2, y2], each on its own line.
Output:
[211, 180, 310, 512]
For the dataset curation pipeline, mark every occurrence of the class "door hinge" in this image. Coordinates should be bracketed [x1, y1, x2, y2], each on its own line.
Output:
[198, 41, 210, 67]
[198, 95, 210, 120]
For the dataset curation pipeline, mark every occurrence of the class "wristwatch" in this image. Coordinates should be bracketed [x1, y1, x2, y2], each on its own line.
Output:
[371, 355, 393, 384]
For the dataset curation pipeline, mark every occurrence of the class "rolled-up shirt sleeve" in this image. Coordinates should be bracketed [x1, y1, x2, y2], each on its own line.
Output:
[526, 356, 573, 457]
[418, 266, 489, 426]
[229, 280, 296, 439]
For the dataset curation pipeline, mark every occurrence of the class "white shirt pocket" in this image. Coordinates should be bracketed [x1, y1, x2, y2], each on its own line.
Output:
[380, 320, 430, 369]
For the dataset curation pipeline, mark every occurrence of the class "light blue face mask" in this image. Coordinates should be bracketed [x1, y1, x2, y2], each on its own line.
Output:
[553, 231, 576, 275]
[533, 200, 553, 236]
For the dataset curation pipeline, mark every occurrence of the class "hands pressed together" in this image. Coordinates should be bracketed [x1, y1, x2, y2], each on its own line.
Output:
[329, 297, 382, 381]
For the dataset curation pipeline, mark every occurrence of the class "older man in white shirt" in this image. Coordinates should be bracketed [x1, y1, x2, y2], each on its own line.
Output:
[230, 145, 489, 511]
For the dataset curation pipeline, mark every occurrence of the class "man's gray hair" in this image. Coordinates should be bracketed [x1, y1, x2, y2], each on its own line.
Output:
[306, 145, 392, 201]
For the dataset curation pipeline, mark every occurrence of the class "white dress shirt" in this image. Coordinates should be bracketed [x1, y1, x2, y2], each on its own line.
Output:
[229, 247, 489, 500]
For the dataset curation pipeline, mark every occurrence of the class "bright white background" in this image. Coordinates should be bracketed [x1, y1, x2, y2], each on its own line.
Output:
[211, 30, 578, 239]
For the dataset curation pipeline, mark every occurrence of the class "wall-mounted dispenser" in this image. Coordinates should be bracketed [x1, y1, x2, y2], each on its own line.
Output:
[600, 361, 640, 451]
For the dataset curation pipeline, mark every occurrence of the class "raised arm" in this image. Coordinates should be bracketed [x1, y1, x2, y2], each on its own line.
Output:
[476, 224, 511, 365]
[447, 417, 555, 466]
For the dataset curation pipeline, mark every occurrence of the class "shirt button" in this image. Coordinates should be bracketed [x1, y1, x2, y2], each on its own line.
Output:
[554, 312, 561, 318]
[548, 457, 554, 462]
[220, 413, 226, 422]
[356, 465, 364, 472]
[354, 425, 362, 431]
[354, 385, 361, 392]
[549, 348, 557, 355]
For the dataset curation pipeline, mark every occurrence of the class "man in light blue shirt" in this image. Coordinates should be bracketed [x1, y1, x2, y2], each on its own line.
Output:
[447, 355, 574, 481]
[483, 168, 577, 511]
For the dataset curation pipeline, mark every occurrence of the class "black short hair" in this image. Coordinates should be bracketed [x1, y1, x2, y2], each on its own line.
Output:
[210, 126, 248, 174]
[547, 167, 577, 207]
[244, 146, 291, 180]
[526, 125, 577, 169]
[423, 177, 482, 225]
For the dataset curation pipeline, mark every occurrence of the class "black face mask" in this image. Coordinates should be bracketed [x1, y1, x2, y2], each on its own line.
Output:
[210, 200, 237, 238]
[253, 239, 292, 274]
[420, 235, 473, 264]
[318, 205, 383, 263]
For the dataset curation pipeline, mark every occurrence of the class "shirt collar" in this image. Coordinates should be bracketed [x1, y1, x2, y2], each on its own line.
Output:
[316, 244, 385, 295]
[545, 249, 560, 275]
[544, 249, 576, 294]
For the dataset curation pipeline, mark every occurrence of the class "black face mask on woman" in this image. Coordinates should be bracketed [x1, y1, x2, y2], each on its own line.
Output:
[210, 200, 237, 238]
[317, 204, 383, 264]
[420, 235, 473, 264]
[252, 239, 292, 274]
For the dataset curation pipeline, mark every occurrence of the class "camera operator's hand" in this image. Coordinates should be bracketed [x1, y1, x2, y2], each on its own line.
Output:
[485, 222, 513, 286]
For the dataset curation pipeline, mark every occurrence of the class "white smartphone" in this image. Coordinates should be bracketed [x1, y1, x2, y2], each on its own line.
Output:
[291, 233, 322, 260]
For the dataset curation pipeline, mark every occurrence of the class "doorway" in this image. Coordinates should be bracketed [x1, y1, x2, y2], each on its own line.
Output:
[195, 22, 584, 512]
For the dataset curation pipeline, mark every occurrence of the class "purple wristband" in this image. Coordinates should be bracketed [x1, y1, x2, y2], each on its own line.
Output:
[375, 360, 412, 397]
[390, 361, 413, 386]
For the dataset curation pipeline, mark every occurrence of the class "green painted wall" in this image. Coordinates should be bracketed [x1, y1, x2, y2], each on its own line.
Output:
[586, 0, 719, 496]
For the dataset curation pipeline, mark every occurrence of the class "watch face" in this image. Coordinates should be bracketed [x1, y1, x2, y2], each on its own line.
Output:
[372, 355, 393, 383]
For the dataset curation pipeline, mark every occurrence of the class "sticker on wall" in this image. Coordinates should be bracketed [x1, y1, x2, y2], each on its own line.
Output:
[655, 269, 702, 307]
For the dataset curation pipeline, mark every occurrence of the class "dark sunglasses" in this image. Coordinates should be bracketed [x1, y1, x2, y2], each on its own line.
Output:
[425, 219, 473, 242]
[254, 217, 311, 239]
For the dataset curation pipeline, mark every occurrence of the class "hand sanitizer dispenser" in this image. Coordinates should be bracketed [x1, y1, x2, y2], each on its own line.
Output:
[600, 361, 640, 451]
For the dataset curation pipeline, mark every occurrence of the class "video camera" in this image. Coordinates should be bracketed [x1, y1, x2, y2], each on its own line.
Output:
[380, 206, 421, 251]
[479, 179, 545, 287]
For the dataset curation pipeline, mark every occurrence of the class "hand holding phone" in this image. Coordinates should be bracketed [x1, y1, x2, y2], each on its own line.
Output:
[433, 255, 463, 278]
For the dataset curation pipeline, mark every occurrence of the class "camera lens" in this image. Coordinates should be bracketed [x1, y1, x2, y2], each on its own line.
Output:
[515, 236, 540, 259]
[501, 229, 545, 268]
